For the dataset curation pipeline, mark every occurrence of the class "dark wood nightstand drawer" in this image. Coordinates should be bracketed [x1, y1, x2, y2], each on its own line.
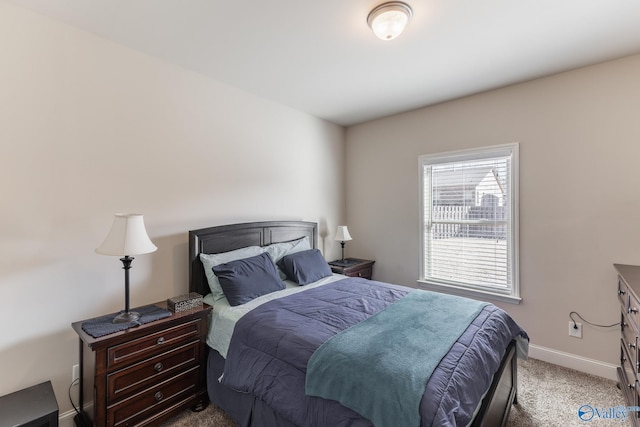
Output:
[328, 258, 375, 280]
[346, 265, 372, 279]
[107, 319, 202, 370]
[107, 365, 201, 427]
[107, 340, 200, 402]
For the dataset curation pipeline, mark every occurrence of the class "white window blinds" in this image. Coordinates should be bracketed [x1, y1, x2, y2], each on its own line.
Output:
[419, 143, 519, 301]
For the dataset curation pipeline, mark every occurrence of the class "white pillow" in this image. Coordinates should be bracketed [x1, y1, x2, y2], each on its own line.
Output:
[288, 236, 311, 254]
[265, 237, 312, 279]
[200, 246, 265, 301]
[265, 236, 310, 262]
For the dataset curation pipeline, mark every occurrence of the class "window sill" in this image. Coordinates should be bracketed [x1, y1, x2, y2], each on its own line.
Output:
[416, 280, 522, 305]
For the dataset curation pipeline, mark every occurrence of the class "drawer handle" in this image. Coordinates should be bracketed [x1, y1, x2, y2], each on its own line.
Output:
[629, 383, 636, 390]
[157, 337, 165, 345]
[154, 391, 164, 402]
[620, 289, 627, 296]
[154, 362, 163, 372]
[630, 342, 637, 350]
[631, 307, 639, 315]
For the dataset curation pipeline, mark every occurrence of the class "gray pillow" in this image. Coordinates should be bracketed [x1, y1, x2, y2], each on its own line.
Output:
[265, 236, 311, 279]
[212, 252, 285, 306]
[200, 246, 265, 301]
[277, 249, 332, 285]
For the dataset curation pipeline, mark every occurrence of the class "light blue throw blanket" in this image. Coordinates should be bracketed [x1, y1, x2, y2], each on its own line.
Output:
[305, 289, 488, 427]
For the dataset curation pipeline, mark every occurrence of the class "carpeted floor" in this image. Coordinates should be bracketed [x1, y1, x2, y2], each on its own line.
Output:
[161, 358, 629, 426]
[508, 358, 629, 426]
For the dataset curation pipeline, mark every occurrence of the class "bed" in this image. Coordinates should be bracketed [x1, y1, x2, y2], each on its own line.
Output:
[188, 220, 528, 427]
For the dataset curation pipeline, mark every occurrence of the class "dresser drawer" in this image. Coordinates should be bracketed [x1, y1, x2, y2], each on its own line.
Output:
[621, 340, 640, 418]
[107, 320, 202, 370]
[622, 312, 640, 373]
[630, 293, 640, 332]
[107, 341, 200, 402]
[620, 277, 630, 307]
[620, 276, 640, 330]
[107, 365, 201, 427]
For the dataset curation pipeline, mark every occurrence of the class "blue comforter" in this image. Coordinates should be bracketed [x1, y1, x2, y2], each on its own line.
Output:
[306, 290, 488, 427]
[221, 278, 528, 427]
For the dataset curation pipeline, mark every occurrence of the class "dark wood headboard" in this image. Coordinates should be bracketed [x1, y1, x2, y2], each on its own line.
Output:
[188, 221, 317, 296]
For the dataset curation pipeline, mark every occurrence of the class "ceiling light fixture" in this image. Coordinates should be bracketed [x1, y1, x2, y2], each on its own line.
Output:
[367, 1, 413, 41]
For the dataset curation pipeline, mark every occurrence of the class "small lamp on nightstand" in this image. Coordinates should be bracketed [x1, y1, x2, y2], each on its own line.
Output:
[334, 226, 352, 262]
[96, 213, 157, 323]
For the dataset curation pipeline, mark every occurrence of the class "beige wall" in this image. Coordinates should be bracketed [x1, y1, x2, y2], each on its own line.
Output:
[346, 54, 640, 366]
[0, 2, 345, 414]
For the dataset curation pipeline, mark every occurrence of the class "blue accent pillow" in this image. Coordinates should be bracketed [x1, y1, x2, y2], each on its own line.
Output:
[265, 236, 312, 280]
[277, 249, 333, 285]
[212, 252, 285, 306]
[200, 246, 265, 301]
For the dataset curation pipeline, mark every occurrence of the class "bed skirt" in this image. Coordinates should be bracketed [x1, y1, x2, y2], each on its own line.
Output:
[207, 349, 299, 427]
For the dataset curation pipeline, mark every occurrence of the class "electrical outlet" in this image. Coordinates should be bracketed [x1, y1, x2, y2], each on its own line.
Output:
[569, 321, 583, 338]
[72, 364, 80, 383]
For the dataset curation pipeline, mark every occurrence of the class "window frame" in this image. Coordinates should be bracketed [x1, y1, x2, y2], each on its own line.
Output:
[418, 143, 520, 304]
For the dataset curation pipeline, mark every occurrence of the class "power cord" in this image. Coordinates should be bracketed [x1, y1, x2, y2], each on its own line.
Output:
[68, 378, 80, 415]
[569, 311, 620, 329]
[68, 378, 92, 427]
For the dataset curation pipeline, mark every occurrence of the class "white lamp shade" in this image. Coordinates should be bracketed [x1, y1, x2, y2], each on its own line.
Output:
[335, 226, 353, 242]
[96, 213, 157, 256]
[367, 2, 413, 41]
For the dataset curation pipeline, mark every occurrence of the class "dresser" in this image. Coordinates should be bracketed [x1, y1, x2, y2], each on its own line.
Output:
[615, 263, 640, 427]
[328, 258, 375, 280]
[72, 302, 212, 427]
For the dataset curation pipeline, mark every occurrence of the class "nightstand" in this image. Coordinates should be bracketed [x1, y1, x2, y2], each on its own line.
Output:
[328, 258, 375, 280]
[71, 302, 212, 427]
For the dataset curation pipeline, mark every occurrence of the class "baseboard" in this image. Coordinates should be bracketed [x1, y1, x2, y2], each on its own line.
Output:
[59, 408, 76, 427]
[528, 344, 618, 381]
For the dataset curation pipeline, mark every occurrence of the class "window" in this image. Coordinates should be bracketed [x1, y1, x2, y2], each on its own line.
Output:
[419, 143, 520, 303]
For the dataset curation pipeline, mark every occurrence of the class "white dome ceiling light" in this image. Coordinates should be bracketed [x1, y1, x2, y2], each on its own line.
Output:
[367, 2, 413, 41]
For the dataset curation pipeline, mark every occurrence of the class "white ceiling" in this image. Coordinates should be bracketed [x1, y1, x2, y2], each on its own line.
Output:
[7, 0, 640, 126]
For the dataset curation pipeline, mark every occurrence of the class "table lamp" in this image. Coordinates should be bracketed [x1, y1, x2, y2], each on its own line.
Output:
[96, 213, 157, 323]
[334, 226, 352, 261]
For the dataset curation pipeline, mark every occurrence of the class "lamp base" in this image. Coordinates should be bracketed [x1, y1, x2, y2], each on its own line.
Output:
[113, 310, 140, 324]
